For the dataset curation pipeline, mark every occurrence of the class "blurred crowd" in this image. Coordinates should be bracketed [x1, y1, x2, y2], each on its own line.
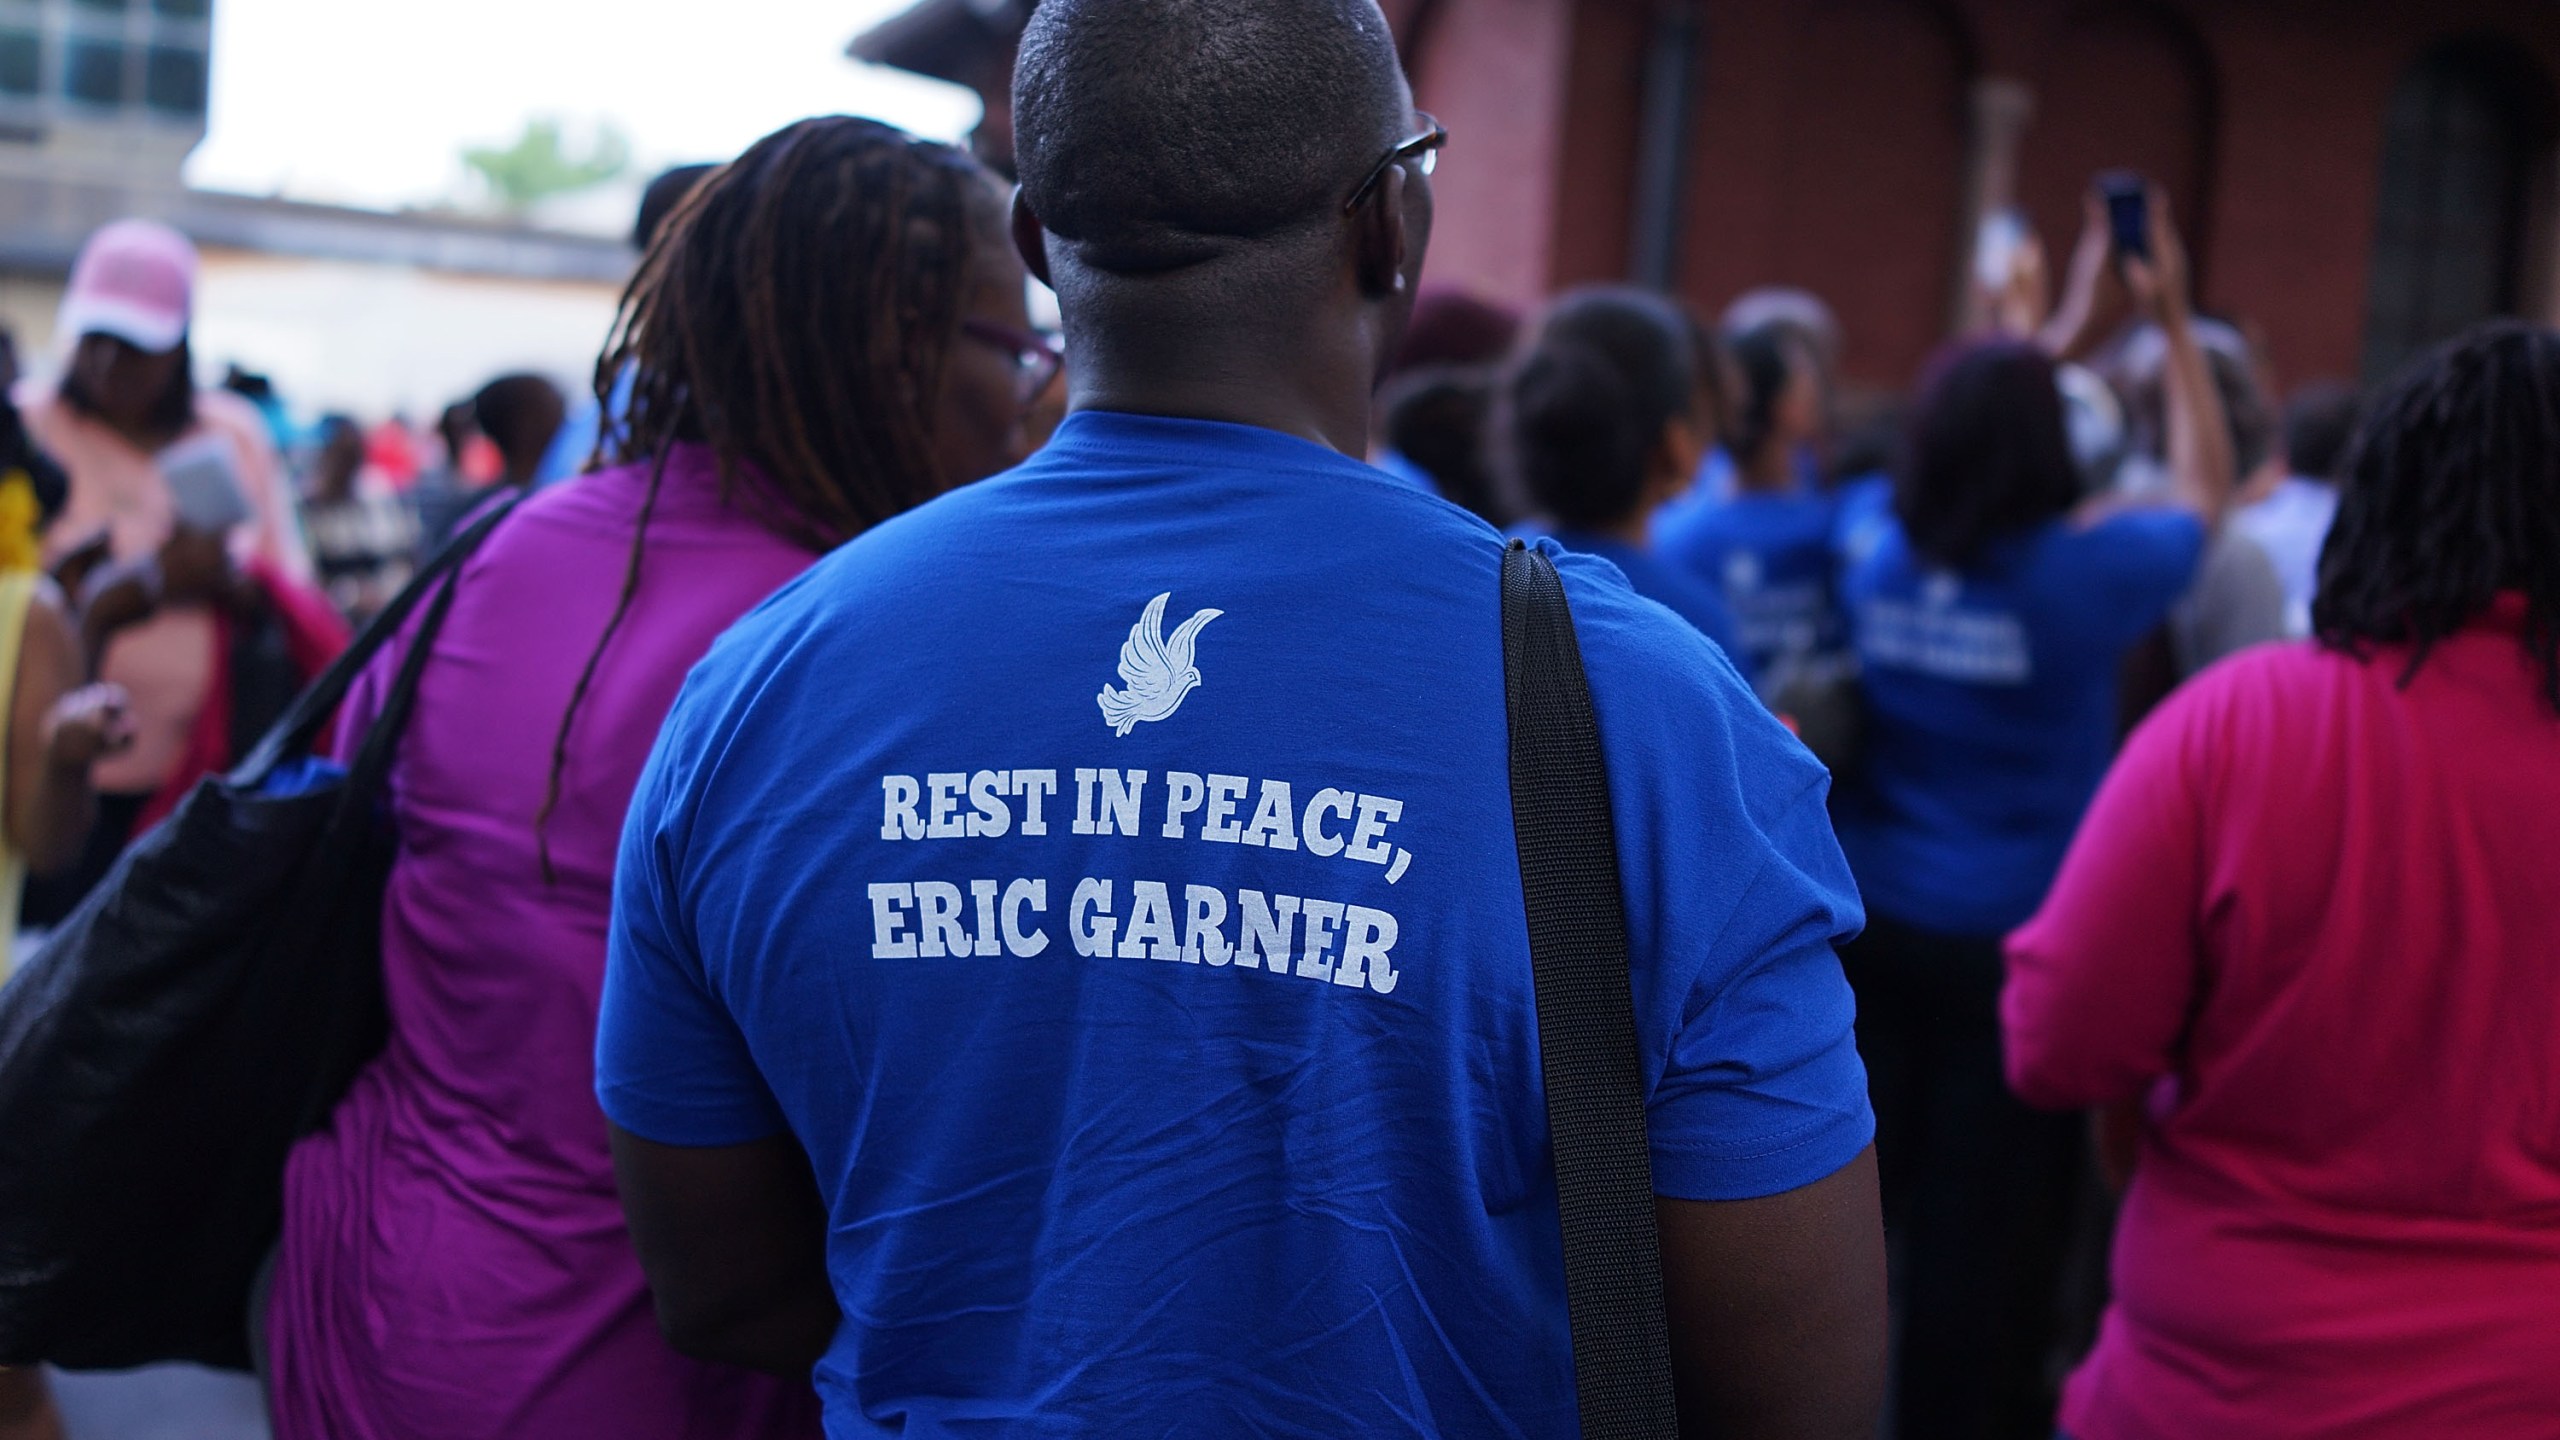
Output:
[0, 14, 2552, 1438]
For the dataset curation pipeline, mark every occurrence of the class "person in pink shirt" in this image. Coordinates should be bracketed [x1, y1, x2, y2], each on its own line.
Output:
[2004, 320, 2560, 1439]
[260, 117, 1044, 1439]
[12, 219, 327, 922]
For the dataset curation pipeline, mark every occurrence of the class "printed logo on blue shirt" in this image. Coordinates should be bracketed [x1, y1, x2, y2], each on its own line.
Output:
[1097, 590, 1223, 736]
[1857, 569, 2033, 684]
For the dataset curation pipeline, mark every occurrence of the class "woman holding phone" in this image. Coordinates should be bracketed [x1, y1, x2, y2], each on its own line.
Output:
[11, 219, 336, 919]
[1830, 189, 2235, 1438]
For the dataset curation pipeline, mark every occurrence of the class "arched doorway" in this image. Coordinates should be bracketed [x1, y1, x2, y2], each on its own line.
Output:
[2359, 38, 2558, 383]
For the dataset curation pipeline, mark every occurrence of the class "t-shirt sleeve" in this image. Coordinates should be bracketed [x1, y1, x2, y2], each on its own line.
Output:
[2066, 507, 2208, 653]
[1645, 778, 1873, 1201]
[1558, 546, 1873, 1202]
[595, 727, 789, 1147]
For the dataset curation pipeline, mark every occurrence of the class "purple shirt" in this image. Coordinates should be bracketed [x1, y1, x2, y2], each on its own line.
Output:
[265, 448, 823, 1439]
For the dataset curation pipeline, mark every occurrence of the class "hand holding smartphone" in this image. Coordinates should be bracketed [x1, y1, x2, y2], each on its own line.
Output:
[2093, 171, 2190, 325]
[2098, 171, 2150, 261]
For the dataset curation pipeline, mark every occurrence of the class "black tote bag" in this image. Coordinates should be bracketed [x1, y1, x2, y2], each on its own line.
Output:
[0, 494, 520, 1371]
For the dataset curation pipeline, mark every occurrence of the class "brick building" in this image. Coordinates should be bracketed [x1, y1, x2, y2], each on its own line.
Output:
[858, 0, 2560, 400]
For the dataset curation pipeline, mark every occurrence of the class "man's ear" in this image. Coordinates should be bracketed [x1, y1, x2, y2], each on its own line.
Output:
[1352, 166, 1410, 300]
[1011, 188, 1055, 290]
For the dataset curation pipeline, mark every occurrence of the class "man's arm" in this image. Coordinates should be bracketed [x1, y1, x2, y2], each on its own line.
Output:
[608, 1124, 839, 1375]
[1659, 1146, 1885, 1440]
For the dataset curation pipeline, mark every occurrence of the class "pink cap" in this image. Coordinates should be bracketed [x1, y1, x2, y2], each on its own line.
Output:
[58, 219, 197, 356]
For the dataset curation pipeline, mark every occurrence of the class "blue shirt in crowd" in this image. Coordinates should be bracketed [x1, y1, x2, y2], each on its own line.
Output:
[1833, 505, 2205, 936]
[1655, 482, 1850, 686]
[599, 411, 1873, 1438]
[1538, 526, 1749, 681]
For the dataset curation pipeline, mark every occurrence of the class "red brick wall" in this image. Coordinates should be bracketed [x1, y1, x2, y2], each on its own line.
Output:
[2184, 0, 2560, 386]
[1398, 0, 2560, 393]
[2008, 4, 2217, 298]
[1675, 0, 1976, 389]
[1405, 0, 1581, 305]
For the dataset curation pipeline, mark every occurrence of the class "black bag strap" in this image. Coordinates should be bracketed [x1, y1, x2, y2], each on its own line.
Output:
[1500, 538, 1680, 1438]
[234, 490, 526, 785]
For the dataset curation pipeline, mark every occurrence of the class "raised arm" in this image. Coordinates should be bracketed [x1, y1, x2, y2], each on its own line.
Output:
[2124, 191, 2237, 528]
[609, 1125, 839, 1375]
[2036, 192, 2120, 360]
[1660, 1147, 1886, 1439]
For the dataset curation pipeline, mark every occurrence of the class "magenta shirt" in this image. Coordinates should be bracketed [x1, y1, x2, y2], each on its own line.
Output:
[2005, 597, 2560, 1439]
[266, 449, 823, 1439]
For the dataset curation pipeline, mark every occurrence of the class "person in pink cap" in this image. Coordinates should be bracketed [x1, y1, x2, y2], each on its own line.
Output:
[11, 219, 334, 923]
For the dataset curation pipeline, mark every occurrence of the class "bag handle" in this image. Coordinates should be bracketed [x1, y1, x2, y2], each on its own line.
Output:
[1500, 538, 1680, 1438]
[342, 528, 475, 803]
[234, 491, 526, 786]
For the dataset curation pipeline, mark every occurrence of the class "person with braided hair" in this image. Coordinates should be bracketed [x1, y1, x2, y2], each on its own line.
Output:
[261, 116, 1041, 1440]
[2005, 320, 2560, 1439]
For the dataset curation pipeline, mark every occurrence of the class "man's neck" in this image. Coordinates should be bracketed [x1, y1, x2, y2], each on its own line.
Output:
[1056, 282, 1386, 459]
[1067, 374, 1368, 457]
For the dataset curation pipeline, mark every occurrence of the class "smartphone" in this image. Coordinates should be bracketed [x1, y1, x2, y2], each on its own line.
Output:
[2099, 171, 2150, 260]
[157, 433, 254, 534]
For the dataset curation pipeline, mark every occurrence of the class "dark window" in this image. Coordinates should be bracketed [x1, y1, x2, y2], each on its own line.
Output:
[144, 42, 202, 114]
[2360, 42, 2555, 382]
[0, 29, 39, 97]
[63, 38, 125, 106]
[153, 0, 210, 15]
[69, 0, 128, 13]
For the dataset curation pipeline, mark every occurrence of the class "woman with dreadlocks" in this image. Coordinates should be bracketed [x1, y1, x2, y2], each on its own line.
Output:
[262, 117, 1049, 1440]
[2005, 320, 2560, 1440]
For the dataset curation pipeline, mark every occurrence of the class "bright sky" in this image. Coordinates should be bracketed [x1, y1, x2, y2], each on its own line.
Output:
[185, 0, 982, 216]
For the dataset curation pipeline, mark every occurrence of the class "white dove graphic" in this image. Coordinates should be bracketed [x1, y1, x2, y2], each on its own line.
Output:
[1098, 592, 1223, 736]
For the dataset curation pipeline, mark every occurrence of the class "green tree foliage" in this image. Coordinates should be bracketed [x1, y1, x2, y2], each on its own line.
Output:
[462, 117, 632, 214]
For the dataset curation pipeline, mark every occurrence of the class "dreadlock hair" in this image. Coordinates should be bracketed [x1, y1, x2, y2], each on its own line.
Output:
[535, 116, 995, 877]
[2312, 320, 2560, 714]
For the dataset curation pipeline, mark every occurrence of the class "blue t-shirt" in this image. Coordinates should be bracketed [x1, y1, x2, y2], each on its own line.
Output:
[600, 411, 1872, 1438]
[1544, 526, 1750, 680]
[1654, 484, 1848, 685]
[1833, 506, 2205, 936]
[1366, 444, 1439, 494]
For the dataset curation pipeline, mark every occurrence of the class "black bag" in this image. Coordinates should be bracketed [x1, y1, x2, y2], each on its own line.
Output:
[1501, 539, 1681, 1438]
[0, 495, 520, 1371]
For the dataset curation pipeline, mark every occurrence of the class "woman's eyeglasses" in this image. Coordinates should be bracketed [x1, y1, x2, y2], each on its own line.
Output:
[1344, 115, 1447, 214]
[962, 320, 1066, 406]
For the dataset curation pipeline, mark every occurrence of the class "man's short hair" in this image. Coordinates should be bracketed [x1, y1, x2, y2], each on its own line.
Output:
[1014, 0, 1406, 273]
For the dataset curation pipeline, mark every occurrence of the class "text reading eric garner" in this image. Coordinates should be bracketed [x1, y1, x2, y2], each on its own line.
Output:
[869, 766, 1412, 996]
